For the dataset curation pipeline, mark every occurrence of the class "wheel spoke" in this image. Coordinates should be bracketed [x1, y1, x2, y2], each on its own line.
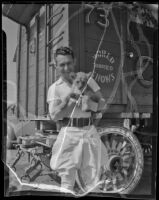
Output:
[122, 168, 128, 177]
[120, 142, 131, 155]
[104, 135, 111, 151]
[116, 142, 123, 151]
[111, 139, 117, 151]
[116, 172, 124, 181]
[121, 140, 127, 148]
[122, 154, 130, 160]
[113, 182, 117, 190]
[122, 161, 130, 168]
[120, 147, 127, 155]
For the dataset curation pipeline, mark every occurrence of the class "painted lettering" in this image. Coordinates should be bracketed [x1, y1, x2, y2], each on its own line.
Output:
[111, 73, 115, 82]
[97, 7, 109, 28]
[104, 75, 111, 83]
[85, 5, 110, 28]
[94, 72, 115, 84]
[96, 50, 115, 64]
[95, 64, 114, 71]
[101, 75, 106, 83]
[110, 57, 115, 64]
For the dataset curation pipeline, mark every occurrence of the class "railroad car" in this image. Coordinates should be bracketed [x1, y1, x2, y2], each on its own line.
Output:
[3, 3, 157, 194]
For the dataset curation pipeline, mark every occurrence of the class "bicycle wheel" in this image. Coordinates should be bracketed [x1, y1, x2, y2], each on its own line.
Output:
[76, 126, 144, 194]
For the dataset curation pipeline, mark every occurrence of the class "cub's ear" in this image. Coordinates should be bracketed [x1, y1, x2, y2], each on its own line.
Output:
[86, 72, 92, 78]
[70, 72, 77, 80]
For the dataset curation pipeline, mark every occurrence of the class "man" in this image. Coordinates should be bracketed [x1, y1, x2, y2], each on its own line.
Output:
[47, 47, 108, 194]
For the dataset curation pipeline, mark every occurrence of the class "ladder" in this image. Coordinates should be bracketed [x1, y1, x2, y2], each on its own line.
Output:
[45, 4, 65, 88]
[45, 4, 55, 90]
[45, 4, 65, 113]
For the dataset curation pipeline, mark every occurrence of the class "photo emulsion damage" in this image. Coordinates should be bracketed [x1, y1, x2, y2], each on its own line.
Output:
[2, 2, 158, 199]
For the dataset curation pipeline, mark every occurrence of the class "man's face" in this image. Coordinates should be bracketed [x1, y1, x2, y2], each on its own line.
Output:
[55, 54, 75, 82]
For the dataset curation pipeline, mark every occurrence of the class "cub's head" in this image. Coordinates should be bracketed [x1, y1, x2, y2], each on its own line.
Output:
[71, 72, 92, 91]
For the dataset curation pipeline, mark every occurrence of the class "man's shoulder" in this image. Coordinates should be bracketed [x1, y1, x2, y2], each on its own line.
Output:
[49, 78, 63, 89]
[48, 83, 56, 92]
[47, 78, 62, 101]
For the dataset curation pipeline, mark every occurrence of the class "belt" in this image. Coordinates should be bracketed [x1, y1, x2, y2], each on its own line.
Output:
[57, 118, 93, 128]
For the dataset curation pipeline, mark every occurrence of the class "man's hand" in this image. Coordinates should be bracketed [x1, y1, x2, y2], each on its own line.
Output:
[63, 94, 71, 104]
[49, 95, 77, 121]
[60, 92, 74, 110]
[57, 90, 82, 110]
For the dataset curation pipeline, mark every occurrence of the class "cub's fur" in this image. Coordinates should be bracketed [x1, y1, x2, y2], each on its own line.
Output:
[70, 72, 100, 112]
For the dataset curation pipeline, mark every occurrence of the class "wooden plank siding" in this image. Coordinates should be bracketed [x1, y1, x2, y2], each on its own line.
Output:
[69, 4, 81, 72]
[35, 14, 39, 117]
[25, 18, 36, 116]
[18, 6, 46, 117]
[16, 25, 21, 118]
[37, 7, 46, 115]
[19, 26, 27, 118]
[44, 4, 70, 88]
[51, 4, 69, 82]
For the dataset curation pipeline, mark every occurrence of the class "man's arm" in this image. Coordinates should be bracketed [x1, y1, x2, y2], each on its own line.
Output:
[48, 94, 76, 121]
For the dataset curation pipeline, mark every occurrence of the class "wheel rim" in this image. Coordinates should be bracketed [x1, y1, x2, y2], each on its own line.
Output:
[101, 134, 136, 191]
[99, 128, 143, 193]
[76, 127, 144, 194]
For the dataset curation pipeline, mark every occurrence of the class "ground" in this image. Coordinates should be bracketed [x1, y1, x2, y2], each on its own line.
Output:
[4, 148, 153, 197]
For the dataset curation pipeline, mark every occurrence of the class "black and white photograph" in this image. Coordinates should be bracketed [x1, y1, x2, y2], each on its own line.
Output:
[2, 2, 158, 199]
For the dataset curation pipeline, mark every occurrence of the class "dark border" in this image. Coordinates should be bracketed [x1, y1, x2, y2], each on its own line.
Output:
[2, 1, 158, 199]
[2, 29, 9, 197]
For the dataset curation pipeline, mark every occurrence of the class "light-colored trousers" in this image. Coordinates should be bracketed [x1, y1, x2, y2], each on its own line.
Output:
[50, 125, 108, 191]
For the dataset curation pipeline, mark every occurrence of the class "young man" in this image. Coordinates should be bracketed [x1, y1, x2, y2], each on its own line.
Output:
[47, 47, 108, 194]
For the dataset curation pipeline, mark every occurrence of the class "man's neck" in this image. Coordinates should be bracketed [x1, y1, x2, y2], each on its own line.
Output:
[61, 76, 73, 85]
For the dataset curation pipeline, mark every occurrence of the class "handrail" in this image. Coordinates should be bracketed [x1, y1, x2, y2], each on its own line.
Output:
[47, 7, 65, 25]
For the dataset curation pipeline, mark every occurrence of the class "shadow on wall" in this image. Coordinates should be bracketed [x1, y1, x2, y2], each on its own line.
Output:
[7, 103, 36, 137]
[14, 121, 36, 137]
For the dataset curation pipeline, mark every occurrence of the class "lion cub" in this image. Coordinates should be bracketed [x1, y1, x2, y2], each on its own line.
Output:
[70, 72, 100, 112]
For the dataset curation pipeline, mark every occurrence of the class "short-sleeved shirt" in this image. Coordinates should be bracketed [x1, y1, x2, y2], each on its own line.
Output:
[47, 77, 100, 119]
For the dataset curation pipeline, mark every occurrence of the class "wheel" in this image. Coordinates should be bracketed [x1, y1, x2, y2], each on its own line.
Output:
[76, 126, 144, 194]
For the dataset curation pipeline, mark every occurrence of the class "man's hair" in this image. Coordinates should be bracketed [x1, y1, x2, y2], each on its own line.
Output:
[54, 46, 75, 61]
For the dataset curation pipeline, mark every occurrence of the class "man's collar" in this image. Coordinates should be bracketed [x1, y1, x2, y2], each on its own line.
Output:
[56, 77, 73, 86]
[56, 77, 63, 85]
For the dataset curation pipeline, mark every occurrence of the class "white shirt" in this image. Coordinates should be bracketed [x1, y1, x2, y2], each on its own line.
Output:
[47, 77, 100, 119]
